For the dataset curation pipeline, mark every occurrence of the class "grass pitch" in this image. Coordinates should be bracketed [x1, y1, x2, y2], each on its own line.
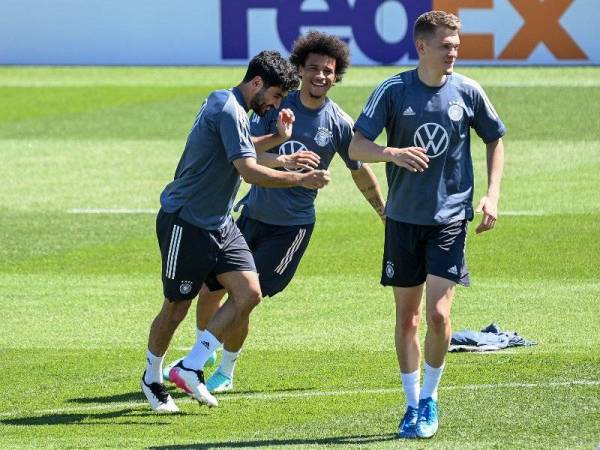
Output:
[0, 66, 599, 449]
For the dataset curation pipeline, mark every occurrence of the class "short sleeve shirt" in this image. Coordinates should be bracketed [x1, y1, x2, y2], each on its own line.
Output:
[241, 90, 361, 226]
[160, 87, 256, 230]
[355, 69, 506, 225]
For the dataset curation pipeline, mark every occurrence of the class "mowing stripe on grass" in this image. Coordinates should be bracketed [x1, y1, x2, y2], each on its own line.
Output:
[2, 380, 597, 418]
[68, 208, 156, 214]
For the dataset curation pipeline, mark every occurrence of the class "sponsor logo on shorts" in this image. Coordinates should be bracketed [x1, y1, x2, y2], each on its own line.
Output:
[385, 261, 394, 278]
[447, 265, 458, 275]
[179, 280, 193, 295]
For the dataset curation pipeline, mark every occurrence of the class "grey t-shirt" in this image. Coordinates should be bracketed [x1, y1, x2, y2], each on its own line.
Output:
[355, 69, 506, 225]
[241, 90, 361, 226]
[160, 87, 256, 230]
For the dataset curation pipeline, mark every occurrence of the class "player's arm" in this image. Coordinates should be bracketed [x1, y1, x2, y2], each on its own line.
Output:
[475, 138, 505, 234]
[350, 164, 386, 222]
[252, 109, 295, 153]
[349, 131, 429, 172]
[256, 150, 321, 170]
[233, 157, 329, 190]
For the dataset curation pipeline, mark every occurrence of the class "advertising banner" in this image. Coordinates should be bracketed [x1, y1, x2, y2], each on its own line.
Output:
[1, 0, 596, 65]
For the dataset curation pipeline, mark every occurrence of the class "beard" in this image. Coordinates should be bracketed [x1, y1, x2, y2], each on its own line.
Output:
[250, 89, 270, 117]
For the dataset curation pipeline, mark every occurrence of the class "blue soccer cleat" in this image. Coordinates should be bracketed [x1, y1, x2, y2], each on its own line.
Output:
[206, 370, 233, 393]
[396, 406, 418, 438]
[415, 397, 439, 438]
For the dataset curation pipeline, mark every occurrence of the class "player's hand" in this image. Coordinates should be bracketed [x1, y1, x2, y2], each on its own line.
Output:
[475, 195, 498, 234]
[299, 169, 330, 190]
[276, 108, 295, 140]
[283, 150, 320, 171]
[389, 146, 429, 172]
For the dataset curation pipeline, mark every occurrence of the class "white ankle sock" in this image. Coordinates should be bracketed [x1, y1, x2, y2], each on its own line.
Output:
[420, 361, 445, 401]
[195, 327, 204, 342]
[218, 349, 240, 378]
[400, 369, 420, 408]
[144, 349, 164, 384]
[183, 330, 221, 370]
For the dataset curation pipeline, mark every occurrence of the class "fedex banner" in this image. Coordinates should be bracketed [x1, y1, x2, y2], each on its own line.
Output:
[1, 0, 597, 65]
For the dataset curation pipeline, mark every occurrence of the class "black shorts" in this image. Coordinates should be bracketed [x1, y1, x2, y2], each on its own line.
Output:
[156, 209, 256, 302]
[381, 218, 470, 288]
[206, 215, 314, 297]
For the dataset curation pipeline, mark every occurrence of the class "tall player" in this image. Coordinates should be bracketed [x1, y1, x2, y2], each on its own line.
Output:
[141, 50, 330, 413]
[166, 31, 385, 393]
[349, 11, 505, 439]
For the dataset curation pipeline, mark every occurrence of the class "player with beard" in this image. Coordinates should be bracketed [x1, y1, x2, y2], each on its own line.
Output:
[164, 31, 385, 394]
[141, 50, 330, 413]
[350, 11, 506, 439]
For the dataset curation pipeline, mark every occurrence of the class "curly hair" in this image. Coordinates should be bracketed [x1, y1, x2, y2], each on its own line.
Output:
[243, 50, 299, 92]
[414, 11, 461, 41]
[289, 31, 350, 83]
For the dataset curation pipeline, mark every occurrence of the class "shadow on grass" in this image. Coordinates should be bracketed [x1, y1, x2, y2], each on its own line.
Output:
[147, 434, 396, 449]
[0, 409, 186, 426]
[69, 386, 314, 404]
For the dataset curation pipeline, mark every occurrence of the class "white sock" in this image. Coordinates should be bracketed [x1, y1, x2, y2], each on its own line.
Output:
[183, 330, 221, 370]
[420, 361, 445, 401]
[195, 327, 205, 343]
[400, 369, 420, 409]
[218, 349, 240, 379]
[144, 349, 164, 384]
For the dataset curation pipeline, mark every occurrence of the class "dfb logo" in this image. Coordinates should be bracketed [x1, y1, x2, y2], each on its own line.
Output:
[221, 0, 429, 64]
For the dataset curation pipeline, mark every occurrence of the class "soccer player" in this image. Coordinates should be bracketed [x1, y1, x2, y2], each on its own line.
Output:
[349, 11, 506, 439]
[141, 50, 330, 413]
[172, 31, 385, 394]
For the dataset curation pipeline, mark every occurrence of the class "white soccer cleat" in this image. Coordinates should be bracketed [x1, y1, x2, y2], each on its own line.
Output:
[163, 352, 218, 382]
[169, 361, 218, 407]
[141, 372, 179, 413]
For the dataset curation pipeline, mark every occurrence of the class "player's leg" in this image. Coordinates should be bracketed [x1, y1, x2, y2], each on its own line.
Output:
[171, 220, 258, 406]
[416, 219, 469, 438]
[208, 219, 313, 392]
[143, 209, 212, 412]
[381, 219, 427, 438]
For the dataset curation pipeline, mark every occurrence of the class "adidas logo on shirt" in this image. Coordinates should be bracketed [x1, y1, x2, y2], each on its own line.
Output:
[403, 106, 416, 116]
[447, 266, 458, 275]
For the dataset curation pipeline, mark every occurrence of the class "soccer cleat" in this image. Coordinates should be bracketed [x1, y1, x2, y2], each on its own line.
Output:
[396, 406, 418, 438]
[141, 372, 179, 413]
[415, 397, 439, 438]
[163, 352, 218, 382]
[168, 361, 218, 407]
[206, 371, 234, 393]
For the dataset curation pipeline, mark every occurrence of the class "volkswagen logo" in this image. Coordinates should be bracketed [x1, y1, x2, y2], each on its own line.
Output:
[413, 122, 449, 159]
[278, 140, 307, 172]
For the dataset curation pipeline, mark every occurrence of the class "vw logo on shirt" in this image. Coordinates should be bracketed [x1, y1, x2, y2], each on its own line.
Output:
[413, 122, 449, 158]
[278, 140, 307, 172]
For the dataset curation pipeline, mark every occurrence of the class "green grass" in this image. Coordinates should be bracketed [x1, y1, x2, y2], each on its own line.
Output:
[1, 66, 599, 449]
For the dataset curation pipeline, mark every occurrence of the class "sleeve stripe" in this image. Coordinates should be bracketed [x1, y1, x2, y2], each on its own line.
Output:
[363, 75, 403, 118]
[462, 78, 499, 120]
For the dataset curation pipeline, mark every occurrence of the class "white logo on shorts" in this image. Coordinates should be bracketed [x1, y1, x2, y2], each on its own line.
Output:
[385, 261, 395, 278]
[179, 280, 193, 295]
[447, 266, 458, 275]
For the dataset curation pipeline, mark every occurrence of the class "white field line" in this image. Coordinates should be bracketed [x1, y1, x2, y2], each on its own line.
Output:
[1, 380, 597, 418]
[67, 209, 546, 216]
[68, 208, 155, 214]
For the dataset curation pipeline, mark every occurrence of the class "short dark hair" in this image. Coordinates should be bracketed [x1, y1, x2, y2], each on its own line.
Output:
[414, 10, 461, 41]
[289, 31, 350, 83]
[242, 50, 299, 92]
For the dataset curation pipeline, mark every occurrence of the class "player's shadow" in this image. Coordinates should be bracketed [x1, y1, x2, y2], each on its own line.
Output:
[70, 386, 313, 404]
[147, 434, 396, 449]
[0, 409, 174, 427]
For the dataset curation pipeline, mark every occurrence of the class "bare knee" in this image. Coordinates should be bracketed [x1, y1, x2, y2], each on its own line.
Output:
[396, 313, 421, 337]
[427, 308, 450, 333]
[241, 288, 262, 312]
[161, 299, 191, 326]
